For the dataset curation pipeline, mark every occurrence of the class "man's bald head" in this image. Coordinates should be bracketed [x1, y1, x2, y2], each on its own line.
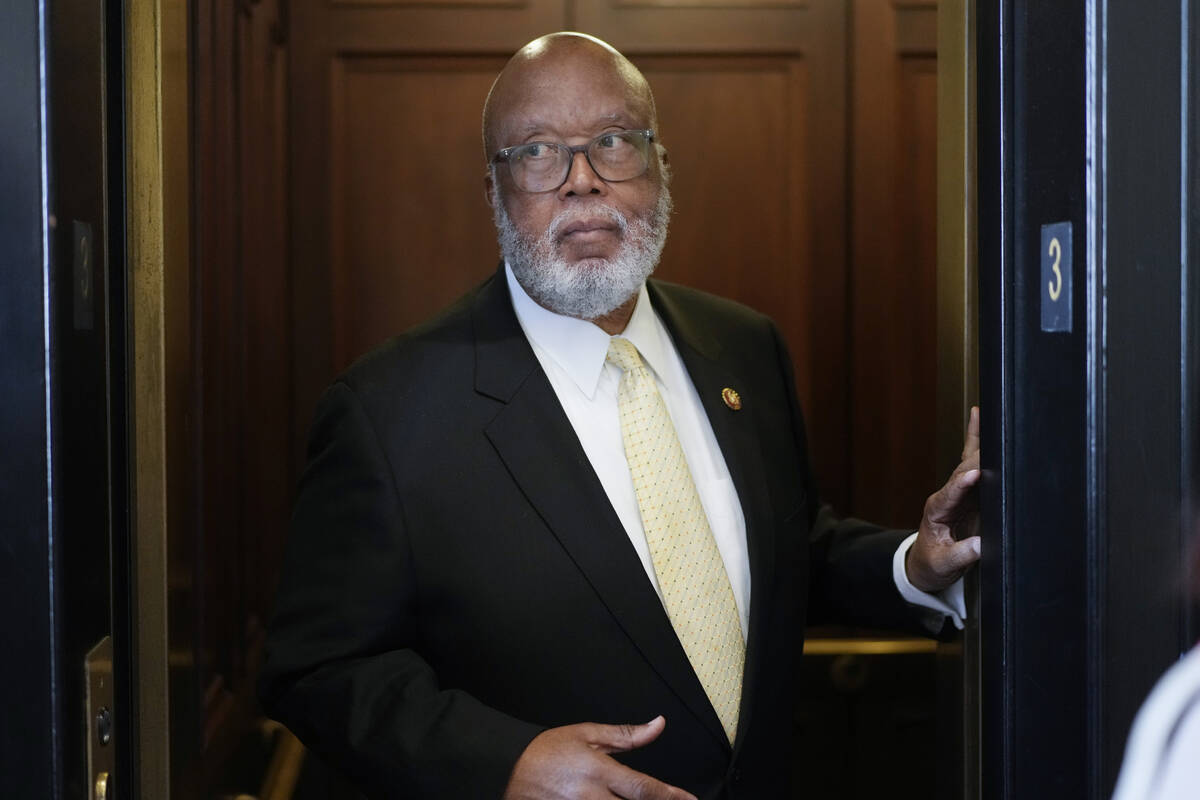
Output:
[482, 32, 658, 158]
[482, 32, 671, 328]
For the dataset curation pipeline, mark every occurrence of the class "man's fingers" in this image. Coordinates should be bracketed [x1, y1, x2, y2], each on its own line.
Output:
[951, 450, 980, 480]
[961, 405, 980, 461]
[944, 536, 982, 573]
[912, 418, 983, 587]
[909, 534, 981, 591]
[506, 720, 685, 800]
[926, 467, 981, 523]
[589, 716, 667, 754]
[582, 718, 696, 800]
[608, 762, 698, 800]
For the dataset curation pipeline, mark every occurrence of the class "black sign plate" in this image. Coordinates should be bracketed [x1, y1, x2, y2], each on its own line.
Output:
[1040, 221, 1072, 333]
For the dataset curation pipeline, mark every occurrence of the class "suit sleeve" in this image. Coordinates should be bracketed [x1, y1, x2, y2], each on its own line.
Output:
[258, 382, 543, 799]
[765, 321, 937, 634]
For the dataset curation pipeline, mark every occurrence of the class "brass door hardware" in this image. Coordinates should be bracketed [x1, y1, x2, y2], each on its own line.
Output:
[85, 637, 114, 800]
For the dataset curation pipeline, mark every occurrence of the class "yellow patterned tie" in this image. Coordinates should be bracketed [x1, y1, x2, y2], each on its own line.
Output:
[606, 337, 745, 744]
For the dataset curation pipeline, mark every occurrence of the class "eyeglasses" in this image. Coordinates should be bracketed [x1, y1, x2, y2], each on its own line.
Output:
[491, 129, 656, 193]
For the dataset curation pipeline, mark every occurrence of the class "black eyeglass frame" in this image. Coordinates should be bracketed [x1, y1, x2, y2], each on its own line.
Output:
[490, 129, 657, 193]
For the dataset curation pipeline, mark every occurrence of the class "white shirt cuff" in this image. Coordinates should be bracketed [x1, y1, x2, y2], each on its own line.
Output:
[892, 532, 966, 631]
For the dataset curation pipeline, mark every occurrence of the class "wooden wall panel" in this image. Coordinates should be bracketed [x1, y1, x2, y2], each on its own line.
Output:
[322, 0, 565, 51]
[849, 0, 938, 526]
[238, 0, 293, 651]
[333, 0, 520, 5]
[576, 0, 816, 53]
[181, 0, 291, 794]
[330, 57, 504, 368]
[643, 59, 800, 300]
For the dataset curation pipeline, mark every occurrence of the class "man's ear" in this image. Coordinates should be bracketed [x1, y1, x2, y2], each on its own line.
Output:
[654, 143, 671, 182]
[484, 171, 496, 208]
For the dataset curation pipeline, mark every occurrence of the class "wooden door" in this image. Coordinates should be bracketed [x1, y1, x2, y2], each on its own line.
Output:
[171, 1, 293, 795]
[850, 0, 940, 526]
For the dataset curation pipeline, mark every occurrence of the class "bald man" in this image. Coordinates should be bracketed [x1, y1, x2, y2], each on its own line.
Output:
[260, 32, 981, 800]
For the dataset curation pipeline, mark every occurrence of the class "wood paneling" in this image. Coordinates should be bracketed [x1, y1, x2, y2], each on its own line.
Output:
[332, 0, 523, 6]
[577, 0, 818, 52]
[238, 0, 292, 655]
[614, 0, 809, 7]
[181, 0, 291, 794]
[849, 0, 938, 526]
[644, 58, 803, 300]
[329, 56, 504, 367]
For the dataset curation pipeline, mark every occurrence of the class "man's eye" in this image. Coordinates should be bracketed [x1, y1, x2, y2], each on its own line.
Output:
[522, 144, 555, 160]
[596, 134, 620, 149]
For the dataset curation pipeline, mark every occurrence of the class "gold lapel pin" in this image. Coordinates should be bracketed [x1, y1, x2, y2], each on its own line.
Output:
[722, 387, 742, 410]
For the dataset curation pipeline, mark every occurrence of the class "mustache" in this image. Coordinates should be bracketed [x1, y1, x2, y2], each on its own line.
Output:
[546, 204, 629, 240]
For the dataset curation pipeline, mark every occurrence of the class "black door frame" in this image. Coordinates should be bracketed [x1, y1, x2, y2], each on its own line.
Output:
[0, 0, 132, 796]
[977, 1, 1200, 797]
[1, 0, 62, 789]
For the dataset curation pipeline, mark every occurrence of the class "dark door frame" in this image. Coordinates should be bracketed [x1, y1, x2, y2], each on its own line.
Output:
[977, 1, 1200, 797]
[1, 0, 62, 789]
[1, 0, 133, 796]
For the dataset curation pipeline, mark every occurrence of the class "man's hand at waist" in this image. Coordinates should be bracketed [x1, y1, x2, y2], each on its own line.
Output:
[503, 716, 698, 800]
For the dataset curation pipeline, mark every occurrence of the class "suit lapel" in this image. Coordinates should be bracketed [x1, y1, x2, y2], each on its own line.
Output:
[472, 269, 731, 750]
[648, 281, 778, 756]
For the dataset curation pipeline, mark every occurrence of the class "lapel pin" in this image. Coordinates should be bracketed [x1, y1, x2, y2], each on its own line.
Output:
[721, 387, 742, 411]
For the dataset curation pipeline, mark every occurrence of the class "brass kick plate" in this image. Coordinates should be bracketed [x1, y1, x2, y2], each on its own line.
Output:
[85, 636, 114, 800]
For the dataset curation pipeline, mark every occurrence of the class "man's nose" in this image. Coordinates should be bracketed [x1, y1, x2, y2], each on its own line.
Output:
[557, 150, 607, 198]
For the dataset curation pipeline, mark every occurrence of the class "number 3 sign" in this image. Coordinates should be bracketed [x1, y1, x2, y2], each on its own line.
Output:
[1040, 221, 1073, 333]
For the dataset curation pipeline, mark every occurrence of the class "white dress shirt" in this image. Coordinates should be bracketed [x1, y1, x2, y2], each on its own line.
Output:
[1113, 645, 1200, 800]
[504, 264, 965, 634]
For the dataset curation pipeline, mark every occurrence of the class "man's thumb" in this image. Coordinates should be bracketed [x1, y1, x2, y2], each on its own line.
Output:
[945, 536, 982, 574]
[594, 716, 667, 753]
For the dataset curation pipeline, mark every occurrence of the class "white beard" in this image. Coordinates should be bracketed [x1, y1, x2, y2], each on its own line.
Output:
[492, 182, 673, 320]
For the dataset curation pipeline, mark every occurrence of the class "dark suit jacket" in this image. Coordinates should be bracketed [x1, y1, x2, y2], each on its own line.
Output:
[259, 267, 927, 799]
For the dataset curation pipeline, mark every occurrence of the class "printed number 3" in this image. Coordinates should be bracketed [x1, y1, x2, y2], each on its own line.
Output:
[1048, 237, 1062, 301]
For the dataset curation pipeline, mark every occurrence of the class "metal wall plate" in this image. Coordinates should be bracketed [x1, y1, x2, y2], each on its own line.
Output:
[1040, 221, 1074, 332]
[85, 636, 114, 800]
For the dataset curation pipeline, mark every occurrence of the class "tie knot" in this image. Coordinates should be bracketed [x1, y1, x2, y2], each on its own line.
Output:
[606, 337, 645, 374]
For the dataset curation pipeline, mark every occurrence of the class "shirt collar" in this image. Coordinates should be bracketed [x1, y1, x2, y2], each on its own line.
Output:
[505, 263, 669, 399]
